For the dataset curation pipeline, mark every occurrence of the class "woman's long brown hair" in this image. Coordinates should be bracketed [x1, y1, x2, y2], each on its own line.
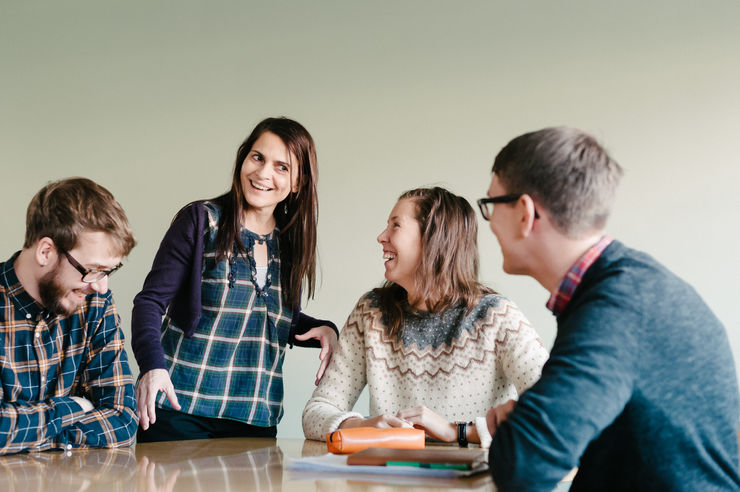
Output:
[213, 117, 318, 309]
[375, 187, 493, 338]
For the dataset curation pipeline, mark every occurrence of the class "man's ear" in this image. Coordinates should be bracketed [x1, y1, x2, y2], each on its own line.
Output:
[518, 194, 538, 238]
[34, 237, 57, 268]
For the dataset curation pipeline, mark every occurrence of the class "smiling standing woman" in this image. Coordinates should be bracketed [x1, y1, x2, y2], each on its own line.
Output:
[132, 117, 338, 442]
[302, 187, 549, 447]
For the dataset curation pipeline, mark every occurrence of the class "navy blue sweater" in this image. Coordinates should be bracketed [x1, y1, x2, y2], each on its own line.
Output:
[490, 240, 740, 491]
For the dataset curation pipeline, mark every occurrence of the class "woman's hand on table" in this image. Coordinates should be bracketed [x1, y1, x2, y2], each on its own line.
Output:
[339, 414, 414, 429]
[396, 405, 457, 442]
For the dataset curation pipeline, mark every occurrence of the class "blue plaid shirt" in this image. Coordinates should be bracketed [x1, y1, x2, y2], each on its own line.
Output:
[0, 253, 138, 455]
[157, 202, 294, 426]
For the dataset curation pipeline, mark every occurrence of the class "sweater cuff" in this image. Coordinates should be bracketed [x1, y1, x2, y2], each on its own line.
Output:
[325, 411, 365, 439]
[475, 416, 492, 449]
[135, 346, 168, 375]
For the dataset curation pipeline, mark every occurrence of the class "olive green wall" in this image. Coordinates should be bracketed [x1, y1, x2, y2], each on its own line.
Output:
[2, 1, 738, 438]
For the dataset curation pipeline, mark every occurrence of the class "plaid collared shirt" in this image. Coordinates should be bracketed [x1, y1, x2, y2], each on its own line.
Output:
[0, 253, 137, 455]
[546, 236, 614, 316]
[158, 202, 293, 426]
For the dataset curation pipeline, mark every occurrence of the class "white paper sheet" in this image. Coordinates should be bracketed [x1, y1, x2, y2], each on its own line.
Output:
[284, 453, 488, 478]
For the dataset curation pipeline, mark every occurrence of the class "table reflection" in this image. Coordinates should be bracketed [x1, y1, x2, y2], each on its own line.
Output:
[0, 447, 137, 492]
[134, 438, 284, 491]
[298, 473, 493, 492]
[0, 438, 504, 491]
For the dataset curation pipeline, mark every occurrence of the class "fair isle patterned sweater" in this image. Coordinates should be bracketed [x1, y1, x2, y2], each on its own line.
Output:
[302, 291, 549, 440]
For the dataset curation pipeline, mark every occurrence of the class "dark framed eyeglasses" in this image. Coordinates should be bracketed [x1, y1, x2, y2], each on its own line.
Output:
[477, 194, 540, 221]
[61, 250, 123, 283]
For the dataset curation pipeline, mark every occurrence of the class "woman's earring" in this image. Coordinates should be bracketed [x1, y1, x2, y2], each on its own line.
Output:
[284, 202, 288, 215]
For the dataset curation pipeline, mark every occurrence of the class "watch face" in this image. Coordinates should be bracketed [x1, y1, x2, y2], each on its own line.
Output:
[457, 422, 469, 447]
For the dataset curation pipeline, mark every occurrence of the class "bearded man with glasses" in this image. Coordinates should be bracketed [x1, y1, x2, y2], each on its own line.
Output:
[0, 177, 138, 454]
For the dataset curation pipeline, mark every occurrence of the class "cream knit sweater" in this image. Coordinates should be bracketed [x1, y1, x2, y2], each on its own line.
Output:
[302, 291, 548, 441]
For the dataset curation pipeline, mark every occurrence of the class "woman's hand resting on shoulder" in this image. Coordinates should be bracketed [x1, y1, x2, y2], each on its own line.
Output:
[294, 325, 337, 385]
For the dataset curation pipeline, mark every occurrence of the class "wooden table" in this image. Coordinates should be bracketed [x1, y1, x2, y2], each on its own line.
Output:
[0, 438, 503, 491]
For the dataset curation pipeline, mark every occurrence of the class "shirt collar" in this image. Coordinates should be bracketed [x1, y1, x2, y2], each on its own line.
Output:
[2, 252, 44, 320]
[546, 235, 613, 316]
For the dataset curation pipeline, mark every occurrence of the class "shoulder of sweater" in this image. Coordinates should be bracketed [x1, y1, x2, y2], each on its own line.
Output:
[362, 289, 380, 303]
[475, 292, 523, 316]
[478, 292, 514, 306]
[170, 200, 224, 238]
[471, 294, 532, 334]
[167, 201, 203, 229]
[349, 289, 384, 312]
[175, 200, 204, 216]
[563, 241, 666, 324]
[174, 200, 222, 221]
[351, 290, 385, 319]
[584, 240, 674, 292]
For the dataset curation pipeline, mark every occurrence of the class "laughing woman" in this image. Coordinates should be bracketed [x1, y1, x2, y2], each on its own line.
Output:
[302, 187, 548, 446]
[132, 117, 337, 442]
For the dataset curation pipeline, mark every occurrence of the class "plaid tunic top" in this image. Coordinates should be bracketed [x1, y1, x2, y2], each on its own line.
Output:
[0, 254, 138, 455]
[157, 202, 293, 426]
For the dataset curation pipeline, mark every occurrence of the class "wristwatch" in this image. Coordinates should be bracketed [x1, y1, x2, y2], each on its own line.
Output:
[457, 421, 471, 447]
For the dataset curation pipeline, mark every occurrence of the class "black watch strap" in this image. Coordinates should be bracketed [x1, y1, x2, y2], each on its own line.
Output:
[457, 421, 469, 447]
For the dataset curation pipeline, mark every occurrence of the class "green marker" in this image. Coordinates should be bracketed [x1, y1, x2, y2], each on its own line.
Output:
[386, 461, 469, 470]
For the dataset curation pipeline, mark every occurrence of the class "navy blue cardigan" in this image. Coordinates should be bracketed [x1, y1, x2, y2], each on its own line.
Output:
[131, 201, 337, 374]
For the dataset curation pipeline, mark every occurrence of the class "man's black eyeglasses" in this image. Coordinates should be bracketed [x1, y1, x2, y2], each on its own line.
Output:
[477, 194, 540, 221]
[62, 250, 123, 283]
